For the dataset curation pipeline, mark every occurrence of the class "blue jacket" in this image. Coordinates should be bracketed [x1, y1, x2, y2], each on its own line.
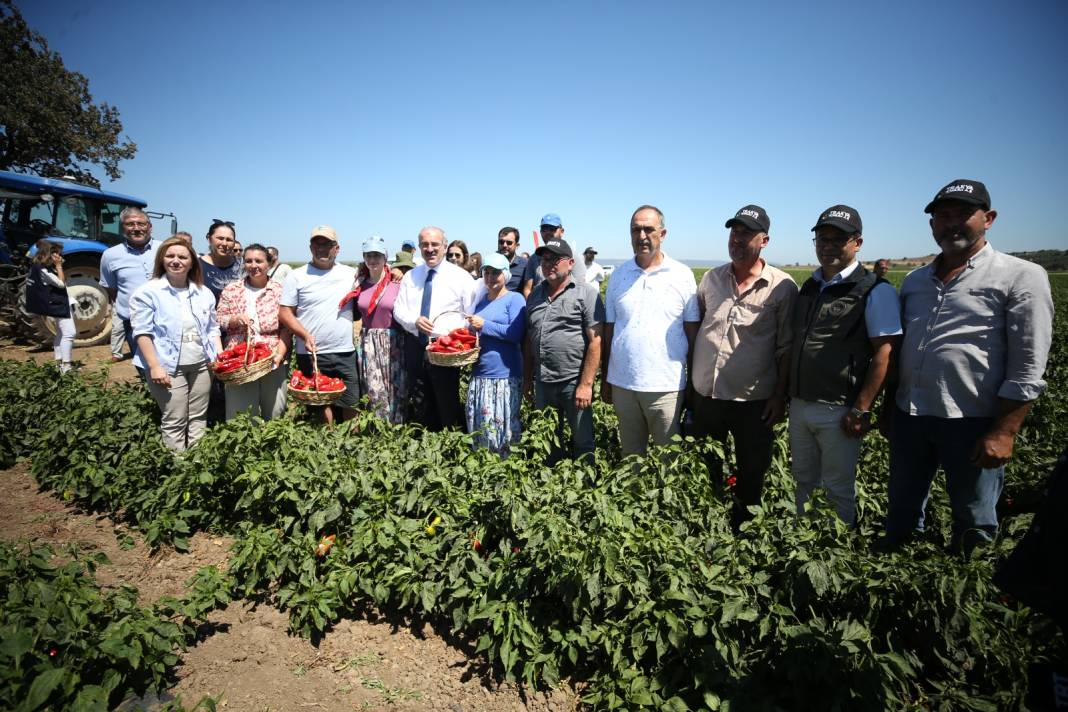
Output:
[130, 278, 220, 373]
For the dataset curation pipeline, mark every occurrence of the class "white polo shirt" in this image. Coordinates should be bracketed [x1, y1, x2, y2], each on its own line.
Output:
[605, 254, 700, 391]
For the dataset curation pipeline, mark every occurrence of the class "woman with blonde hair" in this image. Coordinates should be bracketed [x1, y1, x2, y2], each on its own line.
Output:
[130, 236, 222, 450]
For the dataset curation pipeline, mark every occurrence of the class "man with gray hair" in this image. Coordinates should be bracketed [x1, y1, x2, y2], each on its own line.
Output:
[99, 207, 160, 361]
[393, 226, 481, 430]
[602, 205, 700, 456]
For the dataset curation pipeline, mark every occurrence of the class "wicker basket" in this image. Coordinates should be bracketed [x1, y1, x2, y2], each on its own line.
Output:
[288, 351, 345, 405]
[425, 311, 480, 367]
[216, 355, 273, 385]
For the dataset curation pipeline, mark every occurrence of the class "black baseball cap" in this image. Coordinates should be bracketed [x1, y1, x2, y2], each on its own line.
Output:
[725, 204, 770, 233]
[923, 179, 991, 214]
[535, 238, 573, 259]
[811, 204, 863, 235]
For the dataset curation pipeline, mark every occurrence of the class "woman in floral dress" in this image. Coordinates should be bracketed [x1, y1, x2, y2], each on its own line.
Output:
[341, 236, 408, 424]
[464, 252, 526, 456]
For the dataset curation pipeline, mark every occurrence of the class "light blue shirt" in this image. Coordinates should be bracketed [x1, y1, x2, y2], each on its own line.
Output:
[130, 278, 220, 374]
[896, 244, 1053, 418]
[100, 239, 160, 319]
[811, 262, 902, 338]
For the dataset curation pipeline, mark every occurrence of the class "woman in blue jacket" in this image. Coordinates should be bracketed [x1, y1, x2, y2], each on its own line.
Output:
[24, 240, 76, 373]
[464, 252, 526, 457]
[130, 236, 222, 451]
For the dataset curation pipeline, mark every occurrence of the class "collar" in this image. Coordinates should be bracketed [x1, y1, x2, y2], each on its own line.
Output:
[931, 241, 992, 269]
[124, 239, 153, 254]
[812, 260, 860, 287]
[159, 277, 205, 297]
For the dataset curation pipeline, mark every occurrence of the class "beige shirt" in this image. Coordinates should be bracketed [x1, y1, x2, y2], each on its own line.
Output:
[692, 260, 798, 401]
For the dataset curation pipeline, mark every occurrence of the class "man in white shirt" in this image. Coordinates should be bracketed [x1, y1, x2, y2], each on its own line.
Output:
[393, 226, 481, 430]
[583, 247, 605, 286]
[602, 205, 700, 456]
[278, 225, 359, 425]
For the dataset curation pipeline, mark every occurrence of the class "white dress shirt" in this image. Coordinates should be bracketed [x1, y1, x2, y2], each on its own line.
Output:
[393, 260, 483, 337]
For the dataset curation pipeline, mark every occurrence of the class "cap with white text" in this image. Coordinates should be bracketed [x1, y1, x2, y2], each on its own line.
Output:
[725, 205, 771, 233]
[811, 205, 862, 235]
[924, 179, 991, 214]
[535, 238, 573, 259]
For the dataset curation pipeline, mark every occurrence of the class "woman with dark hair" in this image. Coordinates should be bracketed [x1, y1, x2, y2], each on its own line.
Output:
[467, 252, 483, 279]
[446, 240, 469, 270]
[24, 240, 76, 373]
[215, 244, 291, 420]
[341, 236, 408, 423]
[130, 236, 222, 450]
[200, 219, 243, 300]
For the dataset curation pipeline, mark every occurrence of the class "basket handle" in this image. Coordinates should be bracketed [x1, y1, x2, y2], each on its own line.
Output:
[311, 350, 320, 393]
[244, 323, 259, 366]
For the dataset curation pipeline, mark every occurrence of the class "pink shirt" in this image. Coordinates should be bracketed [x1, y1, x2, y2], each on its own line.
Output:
[356, 279, 400, 329]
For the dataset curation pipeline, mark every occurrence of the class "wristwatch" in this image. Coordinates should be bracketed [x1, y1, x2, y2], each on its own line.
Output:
[849, 407, 872, 424]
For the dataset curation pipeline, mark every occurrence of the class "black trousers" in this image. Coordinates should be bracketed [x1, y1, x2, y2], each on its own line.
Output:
[690, 395, 775, 523]
[406, 334, 464, 431]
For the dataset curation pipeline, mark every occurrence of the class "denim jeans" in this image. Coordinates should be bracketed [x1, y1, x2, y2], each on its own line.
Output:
[534, 379, 595, 465]
[885, 406, 1004, 549]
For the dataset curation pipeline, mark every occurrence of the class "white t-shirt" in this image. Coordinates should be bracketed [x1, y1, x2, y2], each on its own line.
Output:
[585, 261, 605, 285]
[605, 254, 700, 391]
[244, 283, 264, 334]
[280, 263, 357, 354]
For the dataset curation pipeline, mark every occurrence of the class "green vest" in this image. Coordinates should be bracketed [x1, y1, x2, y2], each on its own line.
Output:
[789, 268, 883, 406]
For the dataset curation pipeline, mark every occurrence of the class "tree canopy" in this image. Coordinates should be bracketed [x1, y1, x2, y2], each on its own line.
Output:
[0, 0, 136, 187]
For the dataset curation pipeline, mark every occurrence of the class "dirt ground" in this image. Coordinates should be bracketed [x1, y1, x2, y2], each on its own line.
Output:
[0, 341, 578, 711]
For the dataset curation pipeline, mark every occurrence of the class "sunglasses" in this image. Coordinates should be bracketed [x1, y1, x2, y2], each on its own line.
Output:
[447, 252, 464, 259]
[211, 218, 235, 228]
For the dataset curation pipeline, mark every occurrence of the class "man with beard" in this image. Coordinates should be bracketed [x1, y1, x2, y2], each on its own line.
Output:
[881, 180, 1053, 554]
[524, 237, 603, 464]
[496, 227, 527, 291]
[100, 207, 161, 362]
[690, 205, 796, 527]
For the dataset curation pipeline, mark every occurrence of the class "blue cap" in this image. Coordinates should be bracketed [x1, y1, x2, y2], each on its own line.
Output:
[482, 252, 510, 272]
[362, 235, 387, 255]
[539, 213, 562, 228]
[402, 239, 417, 249]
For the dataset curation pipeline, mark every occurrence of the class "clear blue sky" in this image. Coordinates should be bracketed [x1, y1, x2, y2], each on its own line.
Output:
[21, 0, 1068, 264]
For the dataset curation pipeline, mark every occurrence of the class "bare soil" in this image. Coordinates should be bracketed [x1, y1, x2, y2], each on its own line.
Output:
[0, 341, 579, 711]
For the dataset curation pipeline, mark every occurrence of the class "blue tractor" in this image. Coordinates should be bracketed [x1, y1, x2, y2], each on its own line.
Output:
[0, 170, 176, 347]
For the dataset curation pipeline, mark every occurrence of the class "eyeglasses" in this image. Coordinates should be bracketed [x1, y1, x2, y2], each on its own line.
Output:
[212, 219, 235, 228]
[541, 253, 569, 264]
[812, 235, 857, 246]
[123, 221, 149, 228]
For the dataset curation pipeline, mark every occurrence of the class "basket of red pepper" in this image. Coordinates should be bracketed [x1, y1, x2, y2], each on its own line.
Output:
[287, 351, 347, 405]
[426, 326, 479, 367]
[211, 340, 275, 385]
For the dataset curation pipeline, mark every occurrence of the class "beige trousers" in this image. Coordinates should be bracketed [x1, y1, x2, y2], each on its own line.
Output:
[224, 365, 288, 421]
[611, 386, 685, 456]
[146, 362, 212, 451]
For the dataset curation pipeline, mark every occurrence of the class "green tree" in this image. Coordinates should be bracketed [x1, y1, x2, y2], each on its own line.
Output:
[0, 0, 136, 187]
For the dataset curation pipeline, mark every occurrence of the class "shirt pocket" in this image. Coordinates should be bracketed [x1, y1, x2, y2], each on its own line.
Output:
[729, 301, 766, 330]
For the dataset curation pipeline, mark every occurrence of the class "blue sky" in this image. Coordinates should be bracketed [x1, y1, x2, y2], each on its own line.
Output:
[20, 0, 1068, 264]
